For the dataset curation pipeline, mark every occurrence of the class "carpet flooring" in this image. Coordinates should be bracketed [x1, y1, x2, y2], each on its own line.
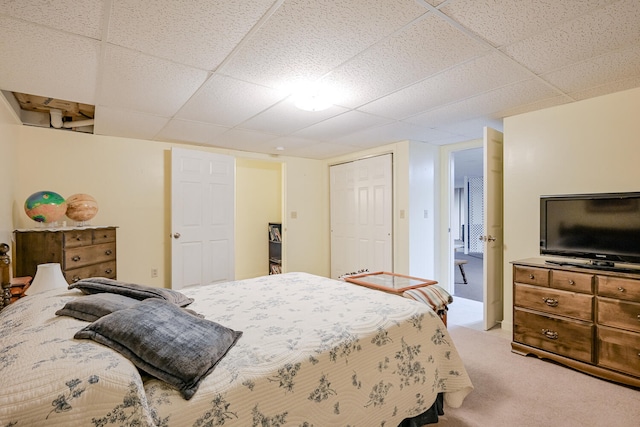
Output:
[436, 325, 640, 427]
[454, 252, 483, 302]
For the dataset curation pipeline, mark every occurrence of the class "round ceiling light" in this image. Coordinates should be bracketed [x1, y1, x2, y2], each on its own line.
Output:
[292, 84, 333, 112]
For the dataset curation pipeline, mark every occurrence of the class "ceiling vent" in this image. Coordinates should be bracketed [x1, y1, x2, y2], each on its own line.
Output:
[2, 91, 95, 134]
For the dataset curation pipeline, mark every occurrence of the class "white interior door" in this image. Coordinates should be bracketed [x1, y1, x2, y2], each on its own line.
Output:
[482, 127, 504, 330]
[330, 154, 392, 278]
[171, 148, 235, 289]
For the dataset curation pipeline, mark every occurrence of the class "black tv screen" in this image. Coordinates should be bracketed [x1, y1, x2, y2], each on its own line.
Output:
[540, 192, 640, 266]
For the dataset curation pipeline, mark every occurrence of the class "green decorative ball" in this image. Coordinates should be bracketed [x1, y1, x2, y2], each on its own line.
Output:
[24, 191, 67, 223]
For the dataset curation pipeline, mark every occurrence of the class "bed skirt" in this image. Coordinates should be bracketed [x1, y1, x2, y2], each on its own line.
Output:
[399, 393, 444, 426]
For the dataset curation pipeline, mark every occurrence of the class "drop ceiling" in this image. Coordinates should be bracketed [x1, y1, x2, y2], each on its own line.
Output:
[1, 0, 638, 160]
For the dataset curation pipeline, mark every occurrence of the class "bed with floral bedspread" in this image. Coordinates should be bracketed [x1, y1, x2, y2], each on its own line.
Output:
[0, 272, 472, 426]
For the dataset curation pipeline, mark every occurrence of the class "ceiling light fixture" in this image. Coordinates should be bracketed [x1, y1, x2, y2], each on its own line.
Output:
[292, 83, 333, 112]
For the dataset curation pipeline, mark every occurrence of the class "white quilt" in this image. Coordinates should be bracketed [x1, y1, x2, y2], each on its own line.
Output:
[0, 272, 473, 426]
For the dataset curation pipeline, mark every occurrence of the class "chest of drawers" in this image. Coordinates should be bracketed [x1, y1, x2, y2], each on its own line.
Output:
[14, 227, 117, 284]
[512, 258, 640, 388]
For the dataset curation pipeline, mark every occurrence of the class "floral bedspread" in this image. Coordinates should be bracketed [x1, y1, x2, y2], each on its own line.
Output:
[0, 272, 473, 426]
[147, 272, 473, 426]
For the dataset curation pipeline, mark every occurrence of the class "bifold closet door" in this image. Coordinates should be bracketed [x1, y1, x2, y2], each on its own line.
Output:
[330, 154, 392, 279]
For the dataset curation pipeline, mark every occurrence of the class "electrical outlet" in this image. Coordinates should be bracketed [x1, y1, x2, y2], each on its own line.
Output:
[151, 268, 158, 278]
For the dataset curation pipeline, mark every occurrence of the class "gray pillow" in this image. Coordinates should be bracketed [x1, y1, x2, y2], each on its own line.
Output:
[56, 293, 140, 321]
[69, 277, 194, 307]
[56, 293, 204, 321]
[74, 298, 242, 400]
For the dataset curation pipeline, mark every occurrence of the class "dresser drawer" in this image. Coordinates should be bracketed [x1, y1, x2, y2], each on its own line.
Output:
[64, 242, 116, 269]
[93, 228, 117, 244]
[514, 308, 593, 363]
[515, 283, 593, 321]
[551, 270, 593, 293]
[597, 297, 640, 333]
[63, 229, 94, 248]
[598, 326, 640, 378]
[514, 266, 549, 287]
[64, 261, 117, 283]
[597, 276, 640, 303]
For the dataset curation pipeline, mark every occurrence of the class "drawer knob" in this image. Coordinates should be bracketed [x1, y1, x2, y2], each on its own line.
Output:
[529, 274, 535, 280]
[72, 275, 81, 282]
[542, 297, 559, 307]
[105, 268, 113, 274]
[618, 287, 626, 292]
[541, 329, 558, 340]
[568, 280, 575, 285]
[105, 250, 113, 256]
[72, 255, 81, 262]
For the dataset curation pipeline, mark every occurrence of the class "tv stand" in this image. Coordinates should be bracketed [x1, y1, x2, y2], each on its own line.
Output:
[512, 258, 640, 389]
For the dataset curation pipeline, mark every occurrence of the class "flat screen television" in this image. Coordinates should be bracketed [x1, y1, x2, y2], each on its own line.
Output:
[540, 192, 640, 269]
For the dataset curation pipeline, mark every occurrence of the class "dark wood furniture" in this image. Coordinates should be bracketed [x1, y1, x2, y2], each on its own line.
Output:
[512, 258, 640, 388]
[14, 226, 117, 284]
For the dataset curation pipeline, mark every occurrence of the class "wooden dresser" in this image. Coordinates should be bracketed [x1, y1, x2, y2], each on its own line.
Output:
[512, 258, 640, 388]
[14, 226, 117, 284]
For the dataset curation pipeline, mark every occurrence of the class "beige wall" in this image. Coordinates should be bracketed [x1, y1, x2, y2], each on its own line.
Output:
[7, 124, 329, 287]
[236, 158, 282, 279]
[503, 86, 640, 331]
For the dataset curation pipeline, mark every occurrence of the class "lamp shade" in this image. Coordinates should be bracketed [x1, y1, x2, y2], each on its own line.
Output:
[26, 263, 68, 295]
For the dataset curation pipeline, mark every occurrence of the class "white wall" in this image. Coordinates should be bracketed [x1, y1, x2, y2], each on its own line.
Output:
[408, 141, 439, 279]
[503, 86, 640, 331]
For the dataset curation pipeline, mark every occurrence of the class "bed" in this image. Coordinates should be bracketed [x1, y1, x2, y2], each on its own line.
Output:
[0, 271, 473, 426]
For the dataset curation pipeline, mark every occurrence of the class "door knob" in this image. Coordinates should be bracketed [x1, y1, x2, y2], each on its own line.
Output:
[479, 235, 496, 242]
[173, 233, 181, 239]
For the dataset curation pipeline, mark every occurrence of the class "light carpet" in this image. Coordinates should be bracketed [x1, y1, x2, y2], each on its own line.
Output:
[436, 325, 640, 427]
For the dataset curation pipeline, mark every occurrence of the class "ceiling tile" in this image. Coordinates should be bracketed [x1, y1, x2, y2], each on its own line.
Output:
[284, 141, 363, 160]
[542, 43, 640, 93]
[156, 118, 229, 144]
[107, 0, 276, 70]
[440, 0, 615, 47]
[0, 17, 100, 103]
[176, 74, 283, 127]
[0, 0, 104, 39]
[239, 98, 350, 134]
[214, 128, 278, 153]
[359, 52, 532, 119]
[333, 121, 457, 145]
[98, 46, 208, 116]
[496, 95, 572, 119]
[406, 78, 559, 126]
[293, 110, 394, 140]
[220, 0, 428, 89]
[502, 0, 640, 74]
[94, 106, 169, 140]
[323, 13, 489, 108]
[569, 75, 640, 101]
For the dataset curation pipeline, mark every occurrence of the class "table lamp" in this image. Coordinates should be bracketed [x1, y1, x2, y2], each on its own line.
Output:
[26, 263, 68, 295]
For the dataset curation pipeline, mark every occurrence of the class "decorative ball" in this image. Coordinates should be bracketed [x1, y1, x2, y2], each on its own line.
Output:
[24, 191, 67, 223]
[65, 193, 99, 222]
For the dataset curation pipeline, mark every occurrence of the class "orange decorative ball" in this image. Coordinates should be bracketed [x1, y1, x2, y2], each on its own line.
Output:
[65, 193, 99, 222]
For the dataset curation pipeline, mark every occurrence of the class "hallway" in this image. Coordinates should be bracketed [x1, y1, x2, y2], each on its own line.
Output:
[453, 252, 482, 302]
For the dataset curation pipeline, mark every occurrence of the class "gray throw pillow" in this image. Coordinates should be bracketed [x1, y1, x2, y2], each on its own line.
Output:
[56, 293, 204, 321]
[74, 298, 242, 400]
[69, 277, 194, 307]
[56, 293, 140, 321]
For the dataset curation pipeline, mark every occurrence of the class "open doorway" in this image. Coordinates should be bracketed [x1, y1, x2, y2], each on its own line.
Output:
[451, 148, 483, 303]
